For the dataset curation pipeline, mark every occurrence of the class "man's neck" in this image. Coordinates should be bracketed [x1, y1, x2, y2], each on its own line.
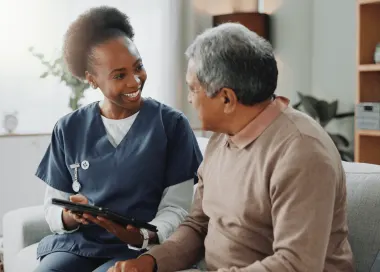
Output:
[226, 99, 273, 136]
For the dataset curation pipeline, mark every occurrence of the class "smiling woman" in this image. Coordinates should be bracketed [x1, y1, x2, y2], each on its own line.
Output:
[32, 5, 202, 272]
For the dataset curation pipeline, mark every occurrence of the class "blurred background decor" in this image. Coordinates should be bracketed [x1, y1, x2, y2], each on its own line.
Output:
[293, 92, 355, 162]
[375, 43, 380, 64]
[29, 47, 90, 111]
[2, 112, 18, 134]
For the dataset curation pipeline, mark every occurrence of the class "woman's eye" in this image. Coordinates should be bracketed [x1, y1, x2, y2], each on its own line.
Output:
[113, 73, 125, 80]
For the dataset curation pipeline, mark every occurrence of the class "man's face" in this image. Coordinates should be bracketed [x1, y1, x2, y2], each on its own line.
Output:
[186, 59, 225, 132]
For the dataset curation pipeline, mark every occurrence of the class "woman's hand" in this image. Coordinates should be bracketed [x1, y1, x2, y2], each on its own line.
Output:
[82, 214, 145, 246]
[62, 194, 89, 230]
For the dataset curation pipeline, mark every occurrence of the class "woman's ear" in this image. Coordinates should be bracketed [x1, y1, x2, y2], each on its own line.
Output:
[85, 71, 97, 89]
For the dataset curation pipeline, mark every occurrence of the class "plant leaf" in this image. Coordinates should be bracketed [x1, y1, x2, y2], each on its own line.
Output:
[317, 100, 338, 127]
[327, 100, 338, 123]
[315, 100, 330, 125]
[40, 72, 49, 78]
[339, 150, 354, 162]
[297, 92, 318, 119]
[292, 101, 301, 109]
[329, 133, 349, 147]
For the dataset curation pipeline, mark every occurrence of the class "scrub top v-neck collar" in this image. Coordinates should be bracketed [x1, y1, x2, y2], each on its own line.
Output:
[92, 99, 148, 154]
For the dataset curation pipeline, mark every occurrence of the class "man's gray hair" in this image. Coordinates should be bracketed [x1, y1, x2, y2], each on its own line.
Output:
[185, 23, 278, 105]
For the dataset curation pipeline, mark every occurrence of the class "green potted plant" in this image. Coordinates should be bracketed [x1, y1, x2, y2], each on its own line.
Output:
[293, 92, 355, 162]
[29, 47, 90, 111]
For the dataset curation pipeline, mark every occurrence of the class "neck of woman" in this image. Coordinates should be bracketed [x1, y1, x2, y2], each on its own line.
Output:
[99, 99, 141, 119]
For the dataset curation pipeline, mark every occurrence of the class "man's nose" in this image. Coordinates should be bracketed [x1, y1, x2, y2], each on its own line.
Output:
[187, 92, 193, 104]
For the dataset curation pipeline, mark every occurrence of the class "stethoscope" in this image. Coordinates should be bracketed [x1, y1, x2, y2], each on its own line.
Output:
[69, 160, 90, 193]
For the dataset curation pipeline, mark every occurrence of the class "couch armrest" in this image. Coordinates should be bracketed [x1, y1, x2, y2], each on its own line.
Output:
[2, 205, 51, 271]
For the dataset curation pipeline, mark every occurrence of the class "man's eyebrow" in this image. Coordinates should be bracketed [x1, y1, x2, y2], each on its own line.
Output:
[133, 58, 142, 66]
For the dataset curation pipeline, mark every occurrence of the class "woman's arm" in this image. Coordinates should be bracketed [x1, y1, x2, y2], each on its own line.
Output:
[148, 178, 194, 244]
[43, 185, 80, 233]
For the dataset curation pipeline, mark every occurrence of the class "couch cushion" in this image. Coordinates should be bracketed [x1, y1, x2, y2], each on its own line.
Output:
[343, 161, 380, 272]
[9, 243, 39, 272]
[343, 161, 380, 175]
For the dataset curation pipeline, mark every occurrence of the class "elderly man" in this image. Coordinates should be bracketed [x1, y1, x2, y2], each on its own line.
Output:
[108, 23, 354, 272]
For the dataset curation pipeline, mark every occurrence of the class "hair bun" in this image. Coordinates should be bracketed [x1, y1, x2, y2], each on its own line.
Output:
[63, 6, 134, 79]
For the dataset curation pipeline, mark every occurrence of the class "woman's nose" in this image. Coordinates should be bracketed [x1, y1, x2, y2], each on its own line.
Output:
[127, 74, 141, 88]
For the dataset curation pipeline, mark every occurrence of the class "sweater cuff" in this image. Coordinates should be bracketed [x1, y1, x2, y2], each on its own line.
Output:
[142, 245, 173, 272]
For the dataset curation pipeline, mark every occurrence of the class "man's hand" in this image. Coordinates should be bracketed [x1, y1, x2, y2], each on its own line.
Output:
[83, 214, 144, 246]
[107, 255, 156, 272]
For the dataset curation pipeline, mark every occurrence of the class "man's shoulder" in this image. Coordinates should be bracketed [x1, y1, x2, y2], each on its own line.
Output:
[270, 107, 336, 149]
[280, 107, 329, 138]
[258, 107, 342, 171]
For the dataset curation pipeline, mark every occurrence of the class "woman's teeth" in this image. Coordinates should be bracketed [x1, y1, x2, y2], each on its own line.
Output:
[124, 90, 140, 98]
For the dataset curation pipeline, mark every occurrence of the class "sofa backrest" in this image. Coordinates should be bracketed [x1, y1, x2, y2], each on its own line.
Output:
[343, 161, 380, 272]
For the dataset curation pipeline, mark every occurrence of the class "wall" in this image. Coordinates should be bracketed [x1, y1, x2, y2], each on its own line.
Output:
[311, 0, 356, 144]
[263, 0, 314, 102]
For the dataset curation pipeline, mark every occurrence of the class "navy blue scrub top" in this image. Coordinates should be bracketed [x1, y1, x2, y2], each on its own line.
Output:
[35, 98, 202, 259]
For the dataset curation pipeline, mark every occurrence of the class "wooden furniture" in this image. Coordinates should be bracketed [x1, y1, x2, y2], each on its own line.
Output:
[355, 0, 380, 164]
[213, 12, 270, 42]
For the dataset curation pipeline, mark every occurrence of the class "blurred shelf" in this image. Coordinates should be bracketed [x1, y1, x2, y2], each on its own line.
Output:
[0, 133, 51, 138]
[357, 129, 380, 136]
[359, 64, 380, 71]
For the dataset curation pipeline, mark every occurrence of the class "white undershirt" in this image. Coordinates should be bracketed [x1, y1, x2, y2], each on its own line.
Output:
[44, 105, 193, 245]
[101, 111, 139, 147]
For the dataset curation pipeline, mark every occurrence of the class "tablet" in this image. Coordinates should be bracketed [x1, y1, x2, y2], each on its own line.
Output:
[51, 198, 158, 232]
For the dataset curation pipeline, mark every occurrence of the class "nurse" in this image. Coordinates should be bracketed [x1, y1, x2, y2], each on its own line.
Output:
[34, 6, 202, 272]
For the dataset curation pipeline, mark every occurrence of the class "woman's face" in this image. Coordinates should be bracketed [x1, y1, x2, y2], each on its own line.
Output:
[86, 36, 147, 113]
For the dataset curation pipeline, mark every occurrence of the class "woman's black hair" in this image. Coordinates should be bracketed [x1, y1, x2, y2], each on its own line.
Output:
[63, 6, 134, 79]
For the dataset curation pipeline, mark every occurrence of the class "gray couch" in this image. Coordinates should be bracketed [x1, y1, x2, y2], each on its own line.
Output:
[3, 137, 380, 272]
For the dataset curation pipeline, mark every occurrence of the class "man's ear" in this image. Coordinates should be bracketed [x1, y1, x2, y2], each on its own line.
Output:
[220, 88, 237, 114]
